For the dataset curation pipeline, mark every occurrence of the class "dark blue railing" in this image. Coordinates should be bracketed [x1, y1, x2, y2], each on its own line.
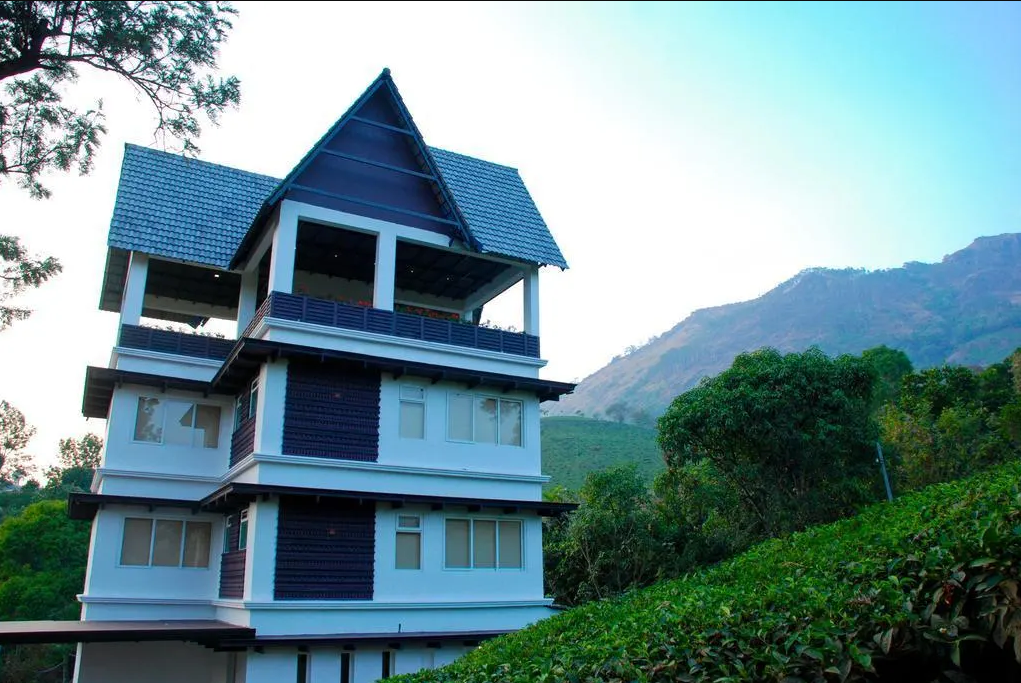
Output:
[119, 325, 234, 360]
[266, 291, 540, 358]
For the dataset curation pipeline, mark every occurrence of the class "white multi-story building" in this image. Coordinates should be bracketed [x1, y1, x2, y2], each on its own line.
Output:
[0, 69, 574, 683]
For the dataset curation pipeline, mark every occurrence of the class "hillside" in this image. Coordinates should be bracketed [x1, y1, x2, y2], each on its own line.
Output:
[551, 233, 1021, 419]
[401, 460, 1021, 683]
[539, 417, 663, 490]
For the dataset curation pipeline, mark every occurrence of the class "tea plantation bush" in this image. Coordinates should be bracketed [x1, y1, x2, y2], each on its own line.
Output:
[399, 461, 1021, 683]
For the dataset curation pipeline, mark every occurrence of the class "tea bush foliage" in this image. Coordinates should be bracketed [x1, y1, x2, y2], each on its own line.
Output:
[400, 460, 1021, 683]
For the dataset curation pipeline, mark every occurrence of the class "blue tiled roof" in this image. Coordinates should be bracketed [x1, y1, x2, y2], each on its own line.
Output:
[108, 143, 567, 269]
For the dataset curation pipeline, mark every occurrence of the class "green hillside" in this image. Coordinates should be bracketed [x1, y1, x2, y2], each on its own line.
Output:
[401, 460, 1021, 682]
[540, 417, 663, 491]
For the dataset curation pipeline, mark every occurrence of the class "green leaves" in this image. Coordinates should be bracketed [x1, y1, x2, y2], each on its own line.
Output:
[397, 461, 1021, 683]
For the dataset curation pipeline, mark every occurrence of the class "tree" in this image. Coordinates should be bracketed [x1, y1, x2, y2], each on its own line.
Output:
[44, 432, 101, 492]
[0, 400, 34, 485]
[0, 1, 240, 327]
[658, 347, 879, 538]
[604, 400, 629, 423]
[861, 345, 913, 408]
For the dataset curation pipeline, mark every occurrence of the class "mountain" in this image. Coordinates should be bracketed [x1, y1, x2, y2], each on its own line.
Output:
[540, 417, 663, 491]
[551, 233, 1021, 419]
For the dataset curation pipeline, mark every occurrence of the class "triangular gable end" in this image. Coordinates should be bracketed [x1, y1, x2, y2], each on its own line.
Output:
[267, 69, 475, 247]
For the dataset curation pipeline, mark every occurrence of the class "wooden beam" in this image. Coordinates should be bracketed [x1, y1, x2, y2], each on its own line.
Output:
[290, 183, 461, 227]
[350, 115, 414, 136]
[319, 149, 438, 181]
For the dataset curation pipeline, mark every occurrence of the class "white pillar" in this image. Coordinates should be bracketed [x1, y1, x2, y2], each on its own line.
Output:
[236, 268, 258, 337]
[268, 203, 298, 294]
[243, 498, 279, 602]
[310, 649, 343, 682]
[254, 360, 287, 455]
[120, 251, 149, 326]
[523, 267, 540, 336]
[373, 231, 397, 311]
[241, 650, 295, 683]
[353, 649, 384, 683]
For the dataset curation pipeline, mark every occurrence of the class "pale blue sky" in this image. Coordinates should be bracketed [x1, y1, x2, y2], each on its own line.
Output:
[1, 1, 1018, 465]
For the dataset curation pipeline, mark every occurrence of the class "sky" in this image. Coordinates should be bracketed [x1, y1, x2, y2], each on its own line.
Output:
[1, 1, 1019, 468]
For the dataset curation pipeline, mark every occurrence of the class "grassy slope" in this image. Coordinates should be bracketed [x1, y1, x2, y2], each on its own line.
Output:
[401, 460, 1021, 682]
[540, 417, 664, 490]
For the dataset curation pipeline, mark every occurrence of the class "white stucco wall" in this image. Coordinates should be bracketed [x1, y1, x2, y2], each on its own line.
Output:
[377, 376, 542, 477]
[81, 505, 224, 606]
[373, 505, 545, 603]
[101, 384, 233, 482]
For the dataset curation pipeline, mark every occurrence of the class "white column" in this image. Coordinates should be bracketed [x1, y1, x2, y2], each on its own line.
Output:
[523, 267, 540, 336]
[353, 650, 383, 683]
[268, 202, 298, 294]
[254, 360, 287, 455]
[120, 251, 149, 326]
[236, 268, 258, 337]
[310, 649, 342, 682]
[243, 498, 279, 602]
[241, 650, 295, 683]
[373, 231, 397, 311]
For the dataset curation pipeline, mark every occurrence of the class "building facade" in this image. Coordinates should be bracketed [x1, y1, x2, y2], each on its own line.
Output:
[43, 70, 574, 683]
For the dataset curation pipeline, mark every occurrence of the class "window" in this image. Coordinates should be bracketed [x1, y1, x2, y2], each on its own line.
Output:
[444, 518, 522, 569]
[398, 386, 425, 439]
[447, 394, 523, 446]
[395, 515, 421, 570]
[120, 517, 212, 568]
[296, 652, 308, 683]
[234, 398, 244, 430]
[238, 510, 249, 551]
[248, 379, 259, 419]
[133, 397, 221, 448]
[340, 653, 352, 683]
[381, 651, 395, 679]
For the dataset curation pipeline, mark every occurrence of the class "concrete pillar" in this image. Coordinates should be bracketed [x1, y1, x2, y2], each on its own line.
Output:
[310, 649, 342, 682]
[523, 267, 540, 336]
[243, 498, 279, 602]
[236, 268, 258, 337]
[241, 650, 295, 683]
[353, 649, 384, 683]
[120, 251, 149, 326]
[268, 202, 298, 294]
[373, 231, 397, 311]
[254, 360, 287, 456]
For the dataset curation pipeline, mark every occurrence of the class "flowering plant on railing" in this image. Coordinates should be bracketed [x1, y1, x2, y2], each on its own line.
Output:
[394, 303, 460, 321]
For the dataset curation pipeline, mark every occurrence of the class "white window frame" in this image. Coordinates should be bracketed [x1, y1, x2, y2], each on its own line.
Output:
[445, 392, 524, 447]
[395, 514, 422, 570]
[443, 516, 524, 570]
[238, 509, 249, 551]
[398, 385, 426, 440]
[118, 516, 213, 569]
[233, 397, 245, 431]
[248, 379, 259, 420]
[132, 396, 222, 449]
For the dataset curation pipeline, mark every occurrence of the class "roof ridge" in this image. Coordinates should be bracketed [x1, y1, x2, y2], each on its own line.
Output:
[428, 146, 519, 172]
[124, 143, 282, 183]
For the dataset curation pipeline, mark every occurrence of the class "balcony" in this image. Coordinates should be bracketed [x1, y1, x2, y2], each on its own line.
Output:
[251, 291, 540, 358]
[118, 325, 234, 361]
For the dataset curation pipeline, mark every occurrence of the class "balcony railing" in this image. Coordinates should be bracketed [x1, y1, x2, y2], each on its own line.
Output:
[260, 291, 540, 358]
[119, 325, 234, 361]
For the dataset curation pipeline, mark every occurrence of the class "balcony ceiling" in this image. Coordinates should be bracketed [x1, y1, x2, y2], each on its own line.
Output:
[296, 221, 512, 301]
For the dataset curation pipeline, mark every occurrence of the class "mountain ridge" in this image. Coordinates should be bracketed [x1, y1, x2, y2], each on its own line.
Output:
[550, 233, 1021, 419]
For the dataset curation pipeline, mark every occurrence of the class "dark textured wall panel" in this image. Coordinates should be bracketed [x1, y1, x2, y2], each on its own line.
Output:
[219, 550, 246, 599]
[274, 497, 375, 600]
[229, 388, 256, 466]
[283, 360, 380, 462]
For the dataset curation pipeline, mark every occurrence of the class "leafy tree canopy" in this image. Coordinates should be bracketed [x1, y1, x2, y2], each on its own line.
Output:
[658, 347, 879, 537]
[0, 399, 34, 484]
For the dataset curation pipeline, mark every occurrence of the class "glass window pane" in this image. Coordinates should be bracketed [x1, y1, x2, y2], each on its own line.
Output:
[195, 405, 221, 449]
[183, 522, 212, 568]
[400, 386, 424, 401]
[397, 515, 420, 529]
[399, 401, 425, 439]
[234, 399, 244, 430]
[448, 395, 473, 441]
[473, 520, 496, 568]
[134, 398, 164, 443]
[239, 512, 249, 550]
[445, 519, 470, 568]
[249, 382, 259, 419]
[120, 518, 153, 565]
[499, 521, 523, 568]
[475, 398, 498, 444]
[499, 400, 523, 446]
[152, 520, 184, 566]
[395, 532, 421, 569]
[164, 402, 194, 447]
